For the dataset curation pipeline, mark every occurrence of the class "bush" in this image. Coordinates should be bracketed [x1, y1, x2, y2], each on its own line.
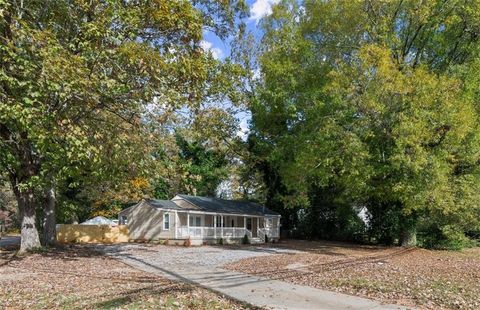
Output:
[264, 234, 269, 243]
[417, 224, 477, 250]
[242, 234, 250, 245]
[218, 238, 224, 245]
[437, 226, 477, 250]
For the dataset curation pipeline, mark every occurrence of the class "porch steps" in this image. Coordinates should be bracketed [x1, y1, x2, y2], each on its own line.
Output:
[250, 237, 263, 244]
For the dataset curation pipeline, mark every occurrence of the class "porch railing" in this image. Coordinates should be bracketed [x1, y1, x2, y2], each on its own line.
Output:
[258, 227, 279, 240]
[176, 227, 252, 239]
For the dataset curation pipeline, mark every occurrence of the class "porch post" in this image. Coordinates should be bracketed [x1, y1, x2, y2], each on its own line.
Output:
[244, 216, 246, 229]
[214, 215, 217, 238]
[221, 215, 224, 237]
[257, 216, 259, 232]
[174, 211, 178, 239]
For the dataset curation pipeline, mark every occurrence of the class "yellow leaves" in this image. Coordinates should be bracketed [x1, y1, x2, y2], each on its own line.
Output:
[130, 178, 150, 190]
[359, 45, 392, 70]
[91, 178, 153, 214]
[90, 206, 122, 219]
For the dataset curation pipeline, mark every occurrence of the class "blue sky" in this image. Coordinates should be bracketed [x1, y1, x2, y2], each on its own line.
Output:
[200, 0, 278, 61]
[200, 1, 279, 140]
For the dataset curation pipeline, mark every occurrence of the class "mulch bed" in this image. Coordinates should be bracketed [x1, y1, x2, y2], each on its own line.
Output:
[0, 245, 254, 309]
[225, 240, 480, 310]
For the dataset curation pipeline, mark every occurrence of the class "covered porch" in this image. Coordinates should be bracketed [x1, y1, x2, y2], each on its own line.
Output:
[174, 211, 280, 241]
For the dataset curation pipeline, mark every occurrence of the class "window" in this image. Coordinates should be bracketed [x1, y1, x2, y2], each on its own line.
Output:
[189, 215, 202, 227]
[120, 215, 128, 225]
[163, 213, 170, 230]
[215, 215, 226, 227]
[246, 218, 252, 230]
[266, 218, 273, 228]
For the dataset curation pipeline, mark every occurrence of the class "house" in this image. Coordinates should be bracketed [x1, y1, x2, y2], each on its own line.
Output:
[118, 194, 281, 244]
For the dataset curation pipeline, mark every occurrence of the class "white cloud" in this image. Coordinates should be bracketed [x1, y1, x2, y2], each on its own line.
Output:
[250, 0, 279, 23]
[236, 117, 250, 141]
[200, 40, 223, 59]
[252, 68, 261, 80]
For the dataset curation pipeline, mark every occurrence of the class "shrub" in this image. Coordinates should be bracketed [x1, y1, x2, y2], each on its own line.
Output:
[437, 226, 477, 250]
[417, 224, 477, 250]
[242, 234, 250, 245]
[184, 237, 192, 247]
[218, 238, 224, 245]
[264, 234, 269, 243]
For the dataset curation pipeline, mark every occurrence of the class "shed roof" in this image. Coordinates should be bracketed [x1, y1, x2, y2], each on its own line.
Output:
[81, 216, 117, 225]
[173, 194, 280, 216]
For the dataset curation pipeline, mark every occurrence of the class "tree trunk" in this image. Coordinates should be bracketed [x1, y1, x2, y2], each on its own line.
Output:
[400, 219, 417, 247]
[18, 189, 41, 253]
[42, 186, 56, 246]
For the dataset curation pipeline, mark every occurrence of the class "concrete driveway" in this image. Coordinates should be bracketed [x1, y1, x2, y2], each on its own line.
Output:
[99, 244, 407, 310]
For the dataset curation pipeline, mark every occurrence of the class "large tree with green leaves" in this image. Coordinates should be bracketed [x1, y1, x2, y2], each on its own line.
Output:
[251, 0, 480, 246]
[0, 0, 246, 252]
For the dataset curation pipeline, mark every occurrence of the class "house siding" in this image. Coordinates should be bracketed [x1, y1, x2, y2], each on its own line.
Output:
[119, 202, 177, 241]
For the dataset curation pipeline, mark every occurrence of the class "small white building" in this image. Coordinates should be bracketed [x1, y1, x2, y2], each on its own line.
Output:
[119, 194, 281, 244]
[81, 216, 117, 226]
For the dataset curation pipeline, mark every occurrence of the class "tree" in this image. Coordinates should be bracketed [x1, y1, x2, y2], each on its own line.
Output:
[0, 175, 17, 230]
[250, 0, 480, 247]
[0, 0, 246, 252]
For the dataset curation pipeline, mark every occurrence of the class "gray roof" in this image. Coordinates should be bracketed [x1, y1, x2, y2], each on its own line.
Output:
[174, 194, 280, 216]
[81, 216, 117, 225]
[144, 199, 182, 210]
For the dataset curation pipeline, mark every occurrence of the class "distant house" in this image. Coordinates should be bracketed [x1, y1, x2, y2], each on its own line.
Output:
[118, 194, 281, 244]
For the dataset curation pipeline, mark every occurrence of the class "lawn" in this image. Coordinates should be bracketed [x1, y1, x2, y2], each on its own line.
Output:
[0, 245, 253, 310]
[225, 240, 480, 310]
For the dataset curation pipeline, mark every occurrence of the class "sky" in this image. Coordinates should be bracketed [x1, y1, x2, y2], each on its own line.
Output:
[199, 0, 279, 140]
[200, 0, 278, 62]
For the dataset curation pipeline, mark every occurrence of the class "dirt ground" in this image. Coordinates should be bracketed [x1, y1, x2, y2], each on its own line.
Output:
[0, 246, 254, 309]
[225, 240, 480, 310]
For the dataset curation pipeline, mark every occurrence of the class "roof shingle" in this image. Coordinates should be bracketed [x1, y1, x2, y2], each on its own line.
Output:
[145, 199, 182, 210]
[173, 194, 280, 216]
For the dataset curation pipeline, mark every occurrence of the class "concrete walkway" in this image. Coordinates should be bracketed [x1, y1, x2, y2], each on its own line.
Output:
[99, 244, 407, 310]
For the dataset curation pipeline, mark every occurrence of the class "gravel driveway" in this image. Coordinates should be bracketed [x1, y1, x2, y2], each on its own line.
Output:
[98, 243, 406, 310]
[100, 243, 298, 270]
